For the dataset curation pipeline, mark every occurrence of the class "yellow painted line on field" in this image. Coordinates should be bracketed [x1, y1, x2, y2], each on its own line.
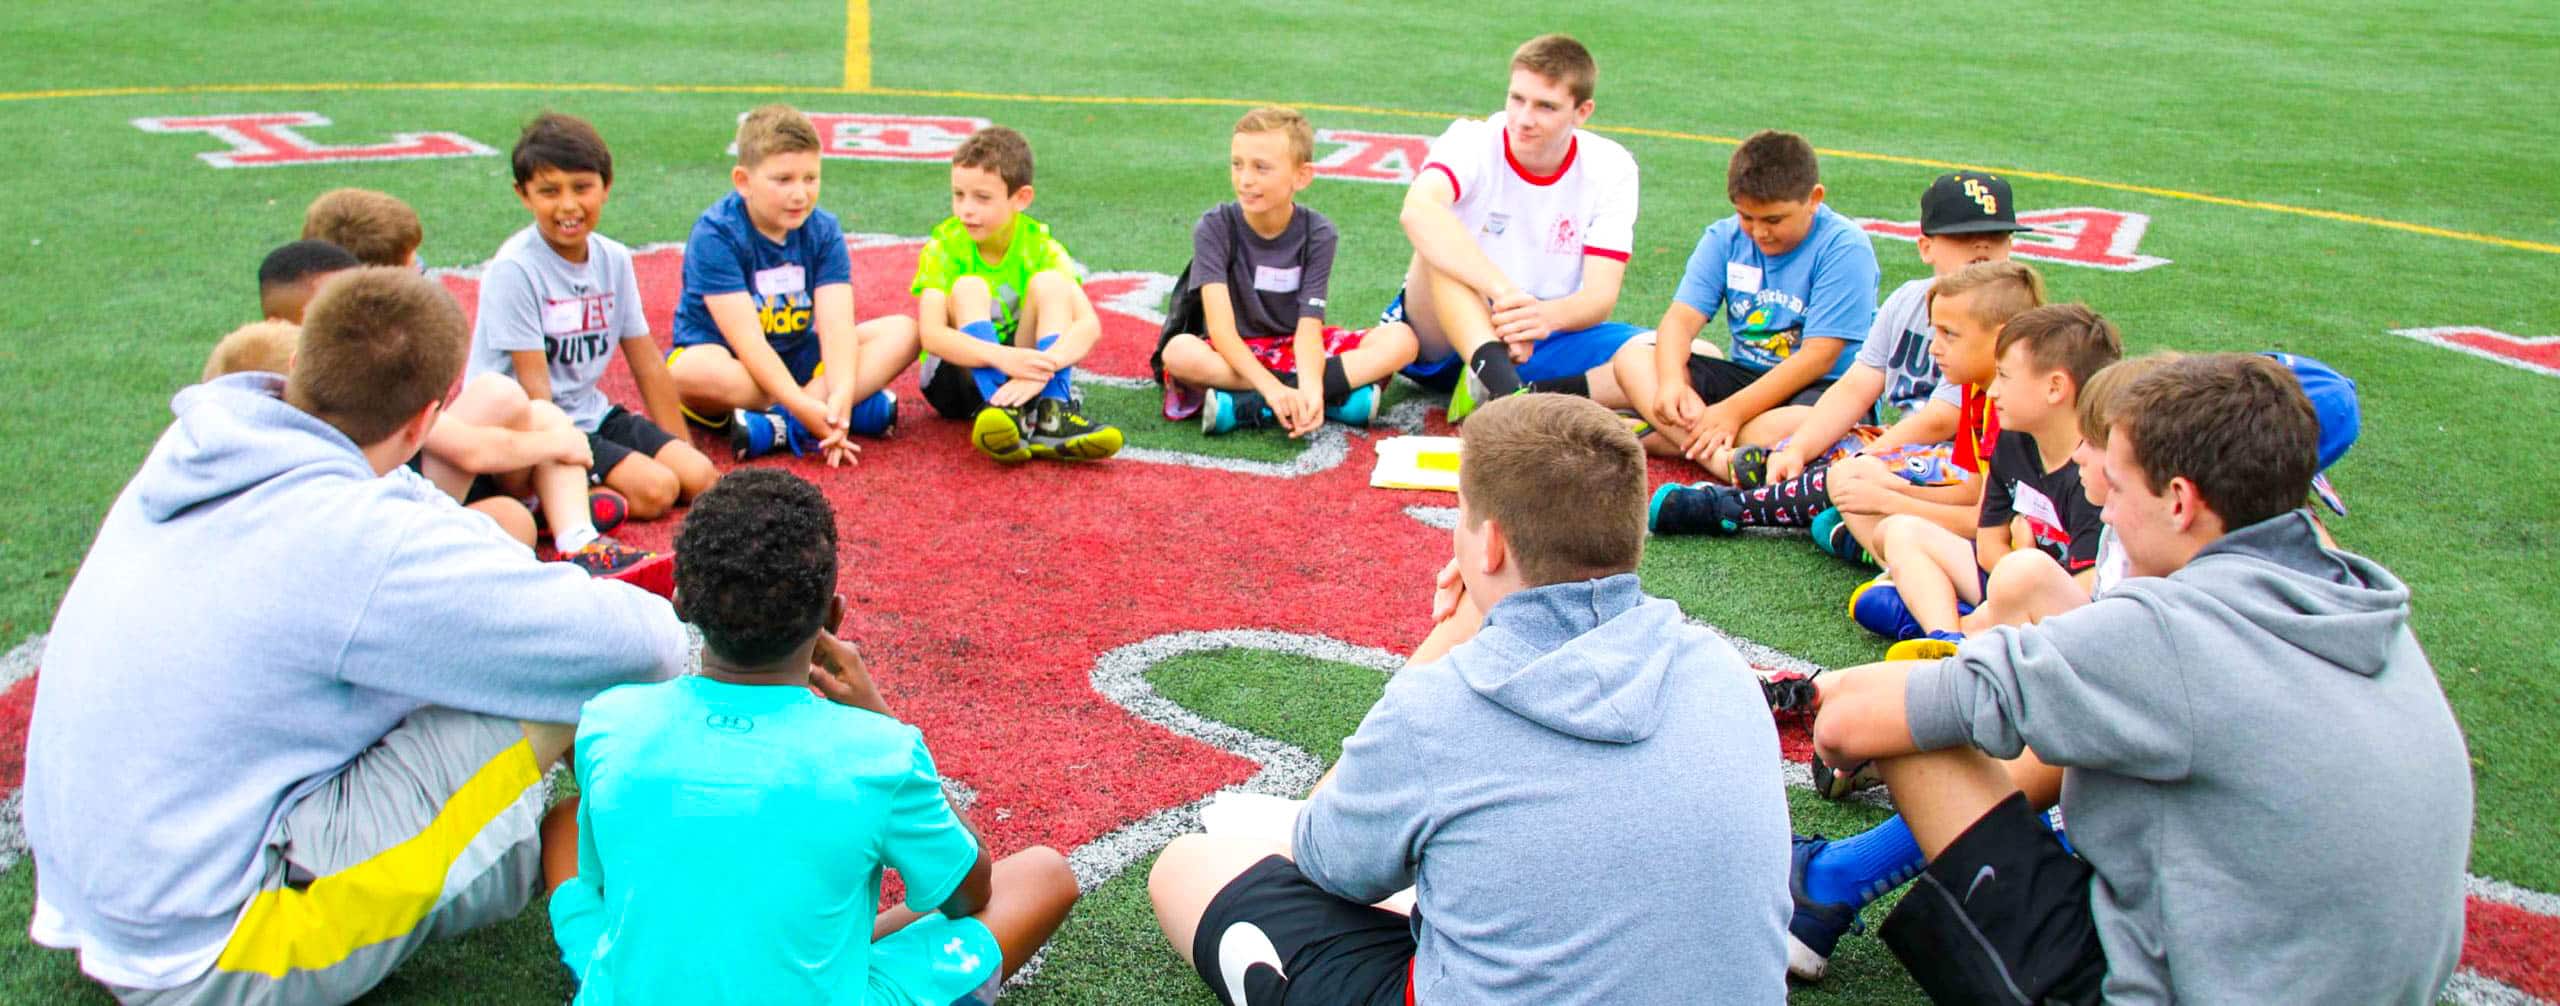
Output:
[843, 0, 871, 91]
[3, 78, 2552, 256]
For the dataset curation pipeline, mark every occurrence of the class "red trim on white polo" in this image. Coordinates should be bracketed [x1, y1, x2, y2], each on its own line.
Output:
[1583, 246, 1630, 263]
[1503, 128, 1576, 186]
[1420, 162, 1462, 201]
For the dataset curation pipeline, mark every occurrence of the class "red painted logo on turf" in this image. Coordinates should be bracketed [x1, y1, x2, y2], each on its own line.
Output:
[1860, 208, 2172, 272]
[132, 112, 497, 168]
[2389, 327, 2560, 379]
[1311, 129, 1434, 185]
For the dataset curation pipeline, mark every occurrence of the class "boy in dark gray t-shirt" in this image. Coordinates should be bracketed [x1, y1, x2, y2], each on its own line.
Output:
[1154, 106, 1416, 436]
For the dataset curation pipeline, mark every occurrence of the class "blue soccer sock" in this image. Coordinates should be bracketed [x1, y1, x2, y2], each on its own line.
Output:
[960, 319, 999, 343]
[1806, 814, 1925, 908]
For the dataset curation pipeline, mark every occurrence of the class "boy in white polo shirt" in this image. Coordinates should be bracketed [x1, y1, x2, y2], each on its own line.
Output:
[1389, 33, 1644, 422]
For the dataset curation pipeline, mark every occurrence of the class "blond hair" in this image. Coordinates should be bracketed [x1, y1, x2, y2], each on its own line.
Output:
[1929, 260, 2048, 330]
[202, 320, 300, 382]
[1234, 106, 1314, 166]
[735, 104, 821, 168]
[1458, 394, 1647, 586]
[301, 189, 422, 268]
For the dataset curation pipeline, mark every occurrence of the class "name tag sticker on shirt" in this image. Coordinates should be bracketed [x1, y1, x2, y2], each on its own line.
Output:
[1253, 265, 1303, 293]
[540, 299, 587, 337]
[1726, 262, 1763, 294]
[752, 264, 806, 300]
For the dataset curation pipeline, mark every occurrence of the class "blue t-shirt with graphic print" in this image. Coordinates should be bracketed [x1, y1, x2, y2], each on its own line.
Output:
[672, 192, 855, 359]
[1672, 203, 1880, 379]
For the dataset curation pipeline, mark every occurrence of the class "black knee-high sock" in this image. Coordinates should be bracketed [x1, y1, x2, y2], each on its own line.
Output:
[1466, 343, 1522, 398]
[1524, 374, 1592, 397]
[1735, 468, 1831, 527]
[1322, 357, 1352, 406]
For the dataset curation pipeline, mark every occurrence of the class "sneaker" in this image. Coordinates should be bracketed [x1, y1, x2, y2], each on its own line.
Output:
[563, 537, 676, 600]
[970, 405, 1033, 464]
[1731, 445, 1772, 489]
[1808, 751, 1883, 801]
[1325, 384, 1379, 427]
[587, 488, 629, 535]
[1648, 482, 1744, 536]
[1201, 389, 1274, 435]
[1760, 668, 1819, 715]
[1809, 507, 1870, 565]
[846, 389, 898, 438]
[1025, 397, 1123, 461]
[1886, 630, 1964, 661]
[1785, 835, 1865, 983]
[730, 406, 816, 459]
[1847, 575, 1926, 641]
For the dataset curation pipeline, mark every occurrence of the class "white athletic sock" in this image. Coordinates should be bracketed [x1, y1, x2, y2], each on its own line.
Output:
[555, 523, 600, 555]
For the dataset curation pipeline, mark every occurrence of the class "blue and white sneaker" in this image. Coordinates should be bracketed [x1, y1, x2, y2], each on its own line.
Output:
[1786, 835, 1867, 983]
[1648, 482, 1744, 536]
[1201, 388, 1275, 435]
[846, 389, 898, 437]
[1326, 384, 1379, 427]
[730, 406, 818, 459]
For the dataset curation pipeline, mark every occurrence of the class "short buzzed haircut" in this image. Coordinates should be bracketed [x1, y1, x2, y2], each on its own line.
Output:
[2076, 352, 2182, 446]
[1727, 130, 1820, 204]
[301, 189, 422, 268]
[202, 320, 300, 382]
[1511, 34, 1597, 105]
[1930, 260, 2048, 330]
[2114, 354, 2321, 530]
[953, 125, 1036, 192]
[1234, 106, 1315, 166]
[1458, 394, 1647, 586]
[1995, 303, 2124, 394]
[286, 268, 467, 446]
[258, 240, 360, 321]
[735, 104, 821, 169]
[675, 469, 839, 666]
[513, 111, 613, 187]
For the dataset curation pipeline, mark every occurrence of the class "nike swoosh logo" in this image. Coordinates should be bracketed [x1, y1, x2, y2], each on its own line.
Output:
[1966, 864, 1998, 902]
[1218, 921, 1286, 1005]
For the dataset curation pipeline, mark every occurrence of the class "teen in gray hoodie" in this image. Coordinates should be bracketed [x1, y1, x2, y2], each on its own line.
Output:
[25, 270, 688, 1000]
[1812, 354, 2471, 1004]
[1150, 394, 1790, 1005]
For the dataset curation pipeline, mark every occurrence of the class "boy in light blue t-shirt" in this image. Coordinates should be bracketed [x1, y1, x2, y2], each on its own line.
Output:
[544, 469, 1078, 1004]
[1612, 130, 1880, 470]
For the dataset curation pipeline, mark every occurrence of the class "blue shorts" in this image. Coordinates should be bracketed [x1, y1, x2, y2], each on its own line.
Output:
[867, 913, 1002, 1005]
[668, 336, 823, 386]
[1383, 289, 1643, 390]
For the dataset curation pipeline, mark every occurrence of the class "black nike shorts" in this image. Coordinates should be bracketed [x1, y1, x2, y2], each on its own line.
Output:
[1192, 855, 1412, 1006]
[1879, 792, 2107, 1004]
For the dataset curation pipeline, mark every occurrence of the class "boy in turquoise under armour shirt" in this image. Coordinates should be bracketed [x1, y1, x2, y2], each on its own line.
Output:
[545, 469, 1079, 1003]
[912, 125, 1125, 463]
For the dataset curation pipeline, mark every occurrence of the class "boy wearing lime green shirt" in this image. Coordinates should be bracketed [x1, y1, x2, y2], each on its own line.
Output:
[912, 126, 1124, 463]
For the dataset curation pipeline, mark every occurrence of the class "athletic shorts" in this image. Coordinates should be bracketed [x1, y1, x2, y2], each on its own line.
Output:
[1192, 855, 1412, 1006]
[666, 341, 825, 427]
[1384, 288, 1644, 391]
[106, 709, 550, 1006]
[1159, 327, 1367, 420]
[585, 406, 677, 486]
[403, 454, 504, 505]
[867, 913, 1004, 1005]
[1685, 355, 1834, 408]
[1792, 430, 1969, 489]
[1878, 792, 2107, 1005]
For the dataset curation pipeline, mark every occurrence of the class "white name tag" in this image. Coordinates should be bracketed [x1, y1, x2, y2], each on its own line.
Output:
[540, 298, 588, 337]
[1253, 264, 1303, 293]
[752, 264, 806, 300]
[1726, 262, 1763, 294]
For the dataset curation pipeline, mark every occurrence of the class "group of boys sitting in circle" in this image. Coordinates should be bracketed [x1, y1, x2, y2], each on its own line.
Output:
[26, 30, 2472, 1006]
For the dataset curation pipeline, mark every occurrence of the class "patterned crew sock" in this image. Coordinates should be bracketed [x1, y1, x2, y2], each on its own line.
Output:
[1735, 468, 1832, 527]
[1806, 814, 1925, 909]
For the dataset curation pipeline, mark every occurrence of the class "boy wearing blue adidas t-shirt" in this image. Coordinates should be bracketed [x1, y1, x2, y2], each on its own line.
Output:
[668, 105, 922, 467]
[1614, 130, 1880, 467]
[546, 469, 1078, 1004]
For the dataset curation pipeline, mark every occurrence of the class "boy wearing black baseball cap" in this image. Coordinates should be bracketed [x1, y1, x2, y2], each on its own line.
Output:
[1651, 172, 2035, 555]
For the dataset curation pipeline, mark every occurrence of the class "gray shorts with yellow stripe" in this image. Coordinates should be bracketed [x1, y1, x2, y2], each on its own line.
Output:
[109, 708, 549, 1005]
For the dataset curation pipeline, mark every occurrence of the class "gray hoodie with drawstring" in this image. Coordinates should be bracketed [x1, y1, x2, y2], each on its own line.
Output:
[1294, 574, 1791, 1004]
[1908, 509, 2473, 1004]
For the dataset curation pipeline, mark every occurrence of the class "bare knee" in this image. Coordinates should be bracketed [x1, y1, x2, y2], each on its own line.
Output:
[524, 399, 574, 432]
[1002, 845, 1078, 902]
[1876, 513, 1929, 553]
[609, 458, 681, 519]
[472, 497, 536, 548]
[1158, 334, 1220, 382]
[451, 372, 530, 424]
[1987, 548, 2063, 598]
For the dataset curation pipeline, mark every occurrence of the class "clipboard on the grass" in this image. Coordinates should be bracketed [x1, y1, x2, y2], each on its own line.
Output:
[1372, 435, 1462, 491]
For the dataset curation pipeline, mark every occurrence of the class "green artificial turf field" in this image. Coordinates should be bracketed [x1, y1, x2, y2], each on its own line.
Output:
[1, 2, 2554, 1002]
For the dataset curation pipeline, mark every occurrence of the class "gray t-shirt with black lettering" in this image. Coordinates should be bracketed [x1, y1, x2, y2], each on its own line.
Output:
[466, 227, 649, 430]
[1188, 202, 1336, 339]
